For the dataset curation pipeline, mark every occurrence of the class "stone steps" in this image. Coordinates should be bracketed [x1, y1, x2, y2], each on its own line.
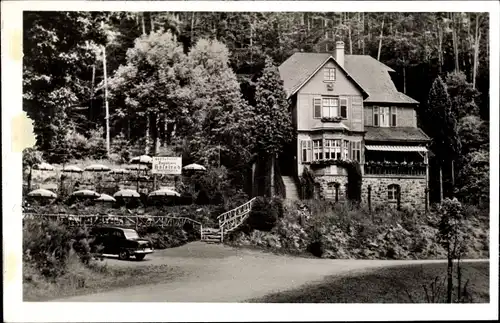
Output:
[282, 176, 299, 200]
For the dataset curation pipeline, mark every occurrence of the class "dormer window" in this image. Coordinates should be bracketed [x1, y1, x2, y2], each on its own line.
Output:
[324, 68, 336, 82]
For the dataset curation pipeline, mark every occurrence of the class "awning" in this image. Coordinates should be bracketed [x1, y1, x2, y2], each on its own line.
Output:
[365, 145, 428, 152]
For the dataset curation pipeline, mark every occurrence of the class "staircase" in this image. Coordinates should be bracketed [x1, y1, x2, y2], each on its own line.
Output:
[200, 197, 257, 244]
[281, 176, 299, 200]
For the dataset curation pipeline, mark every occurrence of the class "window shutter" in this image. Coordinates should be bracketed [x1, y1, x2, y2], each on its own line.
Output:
[348, 141, 353, 160]
[340, 98, 348, 118]
[373, 107, 379, 127]
[313, 98, 321, 118]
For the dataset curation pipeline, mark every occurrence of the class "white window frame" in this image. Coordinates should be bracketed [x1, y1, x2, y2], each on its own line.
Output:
[324, 67, 336, 82]
[313, 139, 323, 161]
[343, 140, 349, 160]
[380, 107, 390, 127]
[322, 97, 339, 118]
[301, 140, 312, 162]
[351, 141, 361, 162]
[387, 184, 400, 202]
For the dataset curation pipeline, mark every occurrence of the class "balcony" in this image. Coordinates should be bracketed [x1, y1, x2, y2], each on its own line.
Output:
[364, 161, 426, 177]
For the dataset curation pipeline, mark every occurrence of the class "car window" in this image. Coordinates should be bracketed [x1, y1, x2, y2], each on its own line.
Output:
[122, 229, 139, 240]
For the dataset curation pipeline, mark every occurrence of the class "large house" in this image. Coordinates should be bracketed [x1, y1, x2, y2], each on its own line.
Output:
[278, 41, 430, 210]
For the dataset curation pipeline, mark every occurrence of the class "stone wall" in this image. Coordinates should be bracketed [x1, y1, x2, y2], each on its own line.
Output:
[314, 175, 348, 200]
[361, 176, 427, 210]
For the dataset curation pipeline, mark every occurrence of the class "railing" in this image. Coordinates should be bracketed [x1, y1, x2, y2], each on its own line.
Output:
[23, 213, 203, 238]
[217, 197, 257, 241]
[364, 164, 426, 177]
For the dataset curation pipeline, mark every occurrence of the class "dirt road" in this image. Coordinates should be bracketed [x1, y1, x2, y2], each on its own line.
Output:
[55, 242, 488, 302]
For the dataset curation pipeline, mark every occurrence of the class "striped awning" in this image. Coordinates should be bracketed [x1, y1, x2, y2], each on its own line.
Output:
[365, 145, 428, 152]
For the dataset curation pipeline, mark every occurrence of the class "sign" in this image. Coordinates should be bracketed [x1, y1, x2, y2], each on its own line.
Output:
[152, 157, 182, 175]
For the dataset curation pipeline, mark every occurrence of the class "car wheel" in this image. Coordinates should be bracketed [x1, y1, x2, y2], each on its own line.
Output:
[118, 250, 129, 260]
[135, 254, 146, 261]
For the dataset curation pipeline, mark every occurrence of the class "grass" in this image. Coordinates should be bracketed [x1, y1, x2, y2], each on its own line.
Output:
[23, 258, 184, 301]
[250, 262, 489, 303]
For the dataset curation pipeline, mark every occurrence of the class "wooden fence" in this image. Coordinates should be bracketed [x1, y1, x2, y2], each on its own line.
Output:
[23, 213, 203, 238]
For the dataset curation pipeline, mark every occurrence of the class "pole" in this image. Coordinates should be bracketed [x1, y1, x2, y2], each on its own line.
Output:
[102, 45, 110, 158]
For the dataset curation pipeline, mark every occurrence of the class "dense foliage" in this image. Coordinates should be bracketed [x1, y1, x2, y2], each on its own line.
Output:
[23, 11, 490, 204]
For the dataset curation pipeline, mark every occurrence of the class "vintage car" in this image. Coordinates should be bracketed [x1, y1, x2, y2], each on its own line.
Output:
[89, 226, 154, 260]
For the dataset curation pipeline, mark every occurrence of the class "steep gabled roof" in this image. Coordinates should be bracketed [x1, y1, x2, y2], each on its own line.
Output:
[279, 53, 419, 105]
[278, 53, 368, 99]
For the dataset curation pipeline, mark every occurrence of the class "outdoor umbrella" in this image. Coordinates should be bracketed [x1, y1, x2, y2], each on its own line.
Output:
[62, 165, 83, 173]
[110, 168, 130, 174]
[113, 189, 141, 198]
[130, 155, 153, 165]
[34, 162, 55, 171]
[84, 164, 111, 172]
[148, 188, 181, 198]
[95, 193, 116, 202]
[71, 189, 101, 198]
[125, 164, 149, 170]
[183, 163, 206, 171]
[27, 188, 57, 199]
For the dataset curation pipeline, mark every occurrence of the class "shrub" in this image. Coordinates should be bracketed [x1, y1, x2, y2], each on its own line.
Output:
[246, 196, 282, 231]
[23, 219, 93, 278]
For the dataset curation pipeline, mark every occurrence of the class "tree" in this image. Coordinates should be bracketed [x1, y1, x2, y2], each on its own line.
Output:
[253, 57, 294, 197]
[22, 148, 44, 192]
[445, 71, 480, 120]
[426, 76, 460, 200]
[184, 38, 256, 186]
[108, 30, 187, 154]
[456, 149, 489, 206]
[437, 198, 467, 303]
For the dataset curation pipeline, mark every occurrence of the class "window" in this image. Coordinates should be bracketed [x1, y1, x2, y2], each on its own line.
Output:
[343, 140, 349, 160]
[387, 184, 400, 202]
[326, 182, 335, 199]
[340, 98, 348, 118]
[373, 107, 379, 126]
[351, 141, 361, 162]
[391, 107, 397, 127]
[322, 97, 338, 118]
[313, 140, 323, 160]
[313, 98, 322, 118]
[380, 107, 390, 127]
[324, 139, 331, 159]
[301, 140, 312, 162]
[324, 68, 336, 81]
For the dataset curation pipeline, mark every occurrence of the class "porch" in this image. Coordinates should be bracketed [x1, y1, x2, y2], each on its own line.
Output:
[364, 145, 428, 177]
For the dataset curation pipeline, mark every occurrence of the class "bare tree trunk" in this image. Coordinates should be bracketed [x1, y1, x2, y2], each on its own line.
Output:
[473, 14, 482, 89]
[141, 12, 146, 35]
[150, 12, 155, 33]
[437, 22, 444, 73]
[403, 56, 407, 94]
[377, 18, 384, 61]
[145, 113, 150, 155]
[127, 118, 131, 140]
[270, 154, 275, 197]
[153, 112, 159, 155]
[190, 12, 195, 44]
[447, 245, 453, 303]
[348, 21, 353, 54]
[439, 165, 444, 202]
[451, 13, 460, 72]
[451, 159, 455, 194]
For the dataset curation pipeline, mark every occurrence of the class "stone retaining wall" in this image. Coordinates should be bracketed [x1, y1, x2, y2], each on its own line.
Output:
[361, 176, 427, 210]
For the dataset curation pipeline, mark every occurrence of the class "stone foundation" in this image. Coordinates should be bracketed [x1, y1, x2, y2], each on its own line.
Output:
[361, 176, 427, 211]
[312, 173, 427, 211]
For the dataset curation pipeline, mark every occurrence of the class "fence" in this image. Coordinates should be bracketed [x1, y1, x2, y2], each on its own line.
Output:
[23, 213, 203, 238]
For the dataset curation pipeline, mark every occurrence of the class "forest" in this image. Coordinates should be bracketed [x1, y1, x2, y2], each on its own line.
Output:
[23, 11, 490, 206]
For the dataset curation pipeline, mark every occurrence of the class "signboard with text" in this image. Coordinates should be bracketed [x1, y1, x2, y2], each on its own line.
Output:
[152, 157, 182, 175]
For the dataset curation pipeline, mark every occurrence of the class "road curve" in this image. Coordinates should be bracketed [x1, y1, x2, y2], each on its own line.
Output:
[54, 242, 489, 302]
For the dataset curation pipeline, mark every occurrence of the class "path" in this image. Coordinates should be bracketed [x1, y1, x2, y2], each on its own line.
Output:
[55, 242, 488, 302]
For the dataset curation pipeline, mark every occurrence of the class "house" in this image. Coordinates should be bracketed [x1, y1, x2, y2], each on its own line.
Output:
[278, 41, 430, 210]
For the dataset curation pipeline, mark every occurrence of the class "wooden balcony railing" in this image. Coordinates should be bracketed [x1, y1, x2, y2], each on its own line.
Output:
[364, 163, 426, 177]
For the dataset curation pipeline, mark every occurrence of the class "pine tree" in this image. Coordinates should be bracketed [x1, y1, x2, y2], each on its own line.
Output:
[427, 76, 461, 200]
[253, 56, 294, 196]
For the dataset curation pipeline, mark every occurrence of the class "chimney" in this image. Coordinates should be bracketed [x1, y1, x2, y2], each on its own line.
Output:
[335, 41, 345, 68]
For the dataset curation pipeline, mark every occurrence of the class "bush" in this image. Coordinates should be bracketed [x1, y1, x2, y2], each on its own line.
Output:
[23, 219, 94, 278]
[245, 196, 282, 231]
